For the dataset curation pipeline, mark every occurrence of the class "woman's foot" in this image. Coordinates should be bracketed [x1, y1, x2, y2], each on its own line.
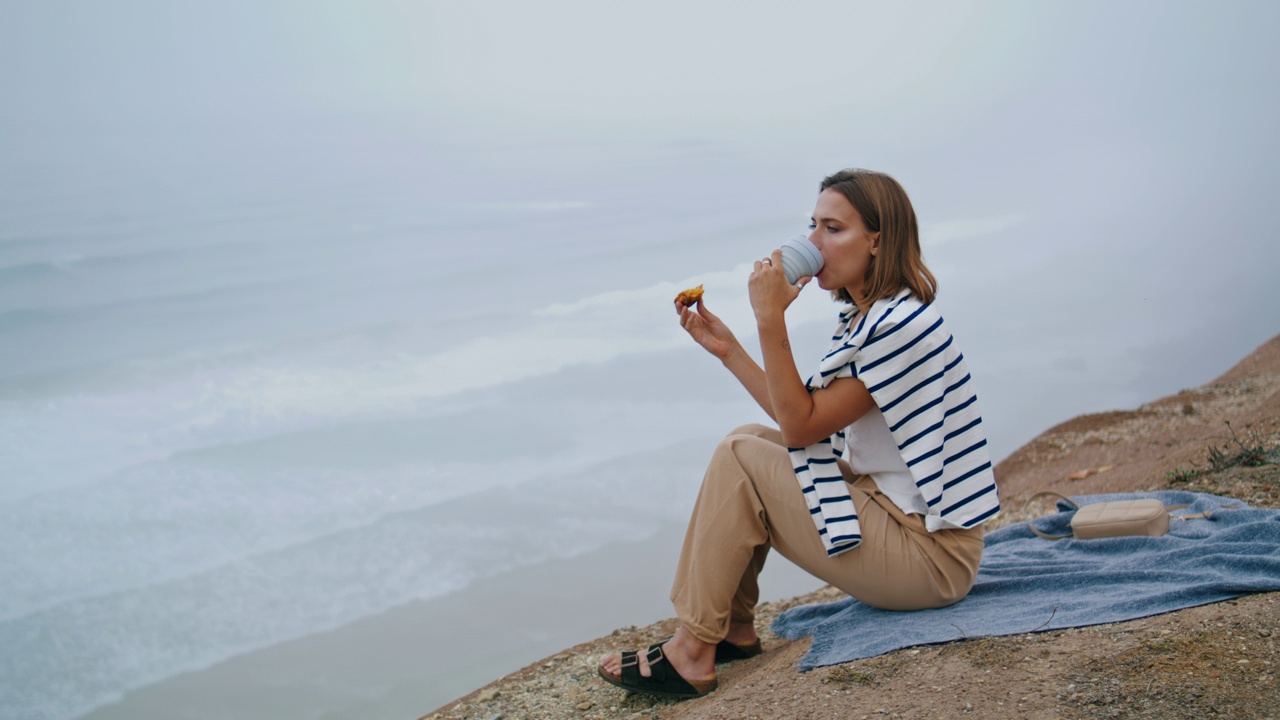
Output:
[715, 620, 763, 661]
[598, 625, 716, 695]
[721, 620, 759, 649]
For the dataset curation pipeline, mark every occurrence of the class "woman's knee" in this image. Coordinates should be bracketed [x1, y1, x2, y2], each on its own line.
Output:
[726, 423, 782, 443]
[707, 432, 792, 499]
[705, 433, 767, 490]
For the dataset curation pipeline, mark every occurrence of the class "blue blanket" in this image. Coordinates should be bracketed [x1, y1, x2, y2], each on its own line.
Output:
[771, 491, 1280, 670]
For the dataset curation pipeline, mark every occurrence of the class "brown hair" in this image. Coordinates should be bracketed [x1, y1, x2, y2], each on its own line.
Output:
[819, 169, 937, 306]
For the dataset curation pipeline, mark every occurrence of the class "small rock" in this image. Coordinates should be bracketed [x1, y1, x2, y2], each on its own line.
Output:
[577, 701, 593, 711]
[964, 702, 973, 712]
[1260, 629, 1273, 637]
[1238, 659, 1251, 664]
[476, 688, 499, 702]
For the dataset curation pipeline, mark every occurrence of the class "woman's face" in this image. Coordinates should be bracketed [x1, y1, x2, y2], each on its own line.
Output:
[808, 189, 880, 301]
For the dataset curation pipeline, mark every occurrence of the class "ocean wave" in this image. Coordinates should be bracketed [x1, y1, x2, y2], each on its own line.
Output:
[0, 257, 830, 504]
[0, 466, 672, 720]
[0, 432, 585, 622]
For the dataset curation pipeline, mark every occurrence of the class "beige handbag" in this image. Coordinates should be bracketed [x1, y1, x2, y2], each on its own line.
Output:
[1026, 492, 1200, 540]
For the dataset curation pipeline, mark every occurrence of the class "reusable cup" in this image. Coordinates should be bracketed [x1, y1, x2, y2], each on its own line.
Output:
[778, 235, 824, 285]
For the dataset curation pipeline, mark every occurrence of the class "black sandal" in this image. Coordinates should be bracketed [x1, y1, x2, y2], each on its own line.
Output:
[597, 641, 717, 699]
[714, 638, 763, 662]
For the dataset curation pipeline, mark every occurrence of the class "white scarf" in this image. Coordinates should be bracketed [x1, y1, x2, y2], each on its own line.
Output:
[788, 290, 1001, 557]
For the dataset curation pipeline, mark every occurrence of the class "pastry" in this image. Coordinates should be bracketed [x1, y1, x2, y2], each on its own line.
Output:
[674, 285, 704, 306]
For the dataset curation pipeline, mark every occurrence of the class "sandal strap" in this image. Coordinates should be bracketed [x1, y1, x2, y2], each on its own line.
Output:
[619, 650, 642, 685]
[642, 642, 696, 692]
[715, 639, 763, 662]
[614, 641, 703, 696]
[645, 643, 666, 667]
[618, 649, 642, 686]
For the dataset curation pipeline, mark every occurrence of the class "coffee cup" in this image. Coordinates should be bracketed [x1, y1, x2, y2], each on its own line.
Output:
[778, 235, 824, 285]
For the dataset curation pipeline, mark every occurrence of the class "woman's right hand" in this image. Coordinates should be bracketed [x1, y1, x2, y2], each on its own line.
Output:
[676, 299, 738, 360]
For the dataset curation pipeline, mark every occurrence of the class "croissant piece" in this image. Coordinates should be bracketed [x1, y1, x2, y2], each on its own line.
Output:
[674, 285, 704, 306]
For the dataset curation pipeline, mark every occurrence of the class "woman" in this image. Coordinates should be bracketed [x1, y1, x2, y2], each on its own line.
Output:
[598, 169, 1001, 699]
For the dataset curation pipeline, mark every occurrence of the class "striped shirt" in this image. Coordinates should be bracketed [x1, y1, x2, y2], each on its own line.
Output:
[788, 289, 1001, 557]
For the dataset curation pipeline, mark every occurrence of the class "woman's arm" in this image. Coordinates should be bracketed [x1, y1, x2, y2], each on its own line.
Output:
[750, 250, 876, 447]
[756, 315, 875, 447]
[677, 302, 777, 421]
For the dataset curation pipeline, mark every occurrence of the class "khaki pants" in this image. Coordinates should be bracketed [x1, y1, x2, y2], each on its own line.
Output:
[670, 424, 985, 644]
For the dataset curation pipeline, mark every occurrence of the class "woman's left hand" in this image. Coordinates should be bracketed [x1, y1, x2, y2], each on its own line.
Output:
[748, 249, 808, 323]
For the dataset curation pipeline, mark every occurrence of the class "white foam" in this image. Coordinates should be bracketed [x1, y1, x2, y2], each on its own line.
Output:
[0, 436, 699, 720]
[0, 252, 848, 507]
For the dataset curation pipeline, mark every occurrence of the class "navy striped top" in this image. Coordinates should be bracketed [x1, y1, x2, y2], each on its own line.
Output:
[788, 289, 1001, 557]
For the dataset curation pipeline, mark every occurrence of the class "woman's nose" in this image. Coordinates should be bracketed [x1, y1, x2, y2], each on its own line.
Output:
[808, 229, 822, 248]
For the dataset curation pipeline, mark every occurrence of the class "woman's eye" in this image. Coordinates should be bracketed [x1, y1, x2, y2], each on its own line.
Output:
[807, 222, 816, 230]
[827, 226, 839, 233]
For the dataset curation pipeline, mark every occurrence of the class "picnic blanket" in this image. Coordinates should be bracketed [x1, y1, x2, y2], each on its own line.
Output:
[771, 491, 1280, 670]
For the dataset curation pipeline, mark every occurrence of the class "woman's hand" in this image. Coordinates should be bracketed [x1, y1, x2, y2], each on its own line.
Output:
[749, 249, 808, 324]
[676, 298, 739, 360]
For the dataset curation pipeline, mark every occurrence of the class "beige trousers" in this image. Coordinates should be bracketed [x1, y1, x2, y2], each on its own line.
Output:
[670, 424, 986, 644]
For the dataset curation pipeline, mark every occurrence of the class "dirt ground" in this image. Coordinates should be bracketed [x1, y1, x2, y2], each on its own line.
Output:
[424, 335, 1280, 720]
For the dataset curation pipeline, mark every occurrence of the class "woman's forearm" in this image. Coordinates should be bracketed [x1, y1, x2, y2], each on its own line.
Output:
[720, 342, 777, 422]
[755, 313, 817, 445]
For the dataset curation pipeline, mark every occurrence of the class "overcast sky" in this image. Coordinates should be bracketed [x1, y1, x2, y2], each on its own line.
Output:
[3, 1, 1276, 152]
[3, 1, 1277, 377]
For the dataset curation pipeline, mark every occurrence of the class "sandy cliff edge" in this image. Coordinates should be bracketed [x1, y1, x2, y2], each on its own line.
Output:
[425, 334, 1280, 720]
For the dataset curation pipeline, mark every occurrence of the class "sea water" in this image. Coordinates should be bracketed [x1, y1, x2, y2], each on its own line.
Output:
[0, 147, 841, 719]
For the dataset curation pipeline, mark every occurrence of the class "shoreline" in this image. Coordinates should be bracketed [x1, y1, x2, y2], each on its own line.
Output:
[78, 521, 823, 720]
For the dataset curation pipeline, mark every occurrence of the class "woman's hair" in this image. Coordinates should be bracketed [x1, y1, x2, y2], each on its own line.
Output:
[819, 168, 937, 306]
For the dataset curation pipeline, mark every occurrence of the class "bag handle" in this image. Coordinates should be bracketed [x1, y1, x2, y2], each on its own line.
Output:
[1027, 491, 1080, 511]
[1025, 492, 1079, 540]
[1024, 491, 1208, 541]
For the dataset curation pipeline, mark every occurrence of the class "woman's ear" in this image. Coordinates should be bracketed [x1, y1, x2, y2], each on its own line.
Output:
[870, 232, 882, 256]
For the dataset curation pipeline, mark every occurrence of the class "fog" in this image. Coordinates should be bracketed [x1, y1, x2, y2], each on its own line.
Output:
[3, 3, 1280, 718]
[5, 0, 1278, 444]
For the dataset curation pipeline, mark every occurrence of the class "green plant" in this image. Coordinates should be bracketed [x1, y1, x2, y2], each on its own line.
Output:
[1206, 421, 1270, 471]
[1164, 466, 1201, 484]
